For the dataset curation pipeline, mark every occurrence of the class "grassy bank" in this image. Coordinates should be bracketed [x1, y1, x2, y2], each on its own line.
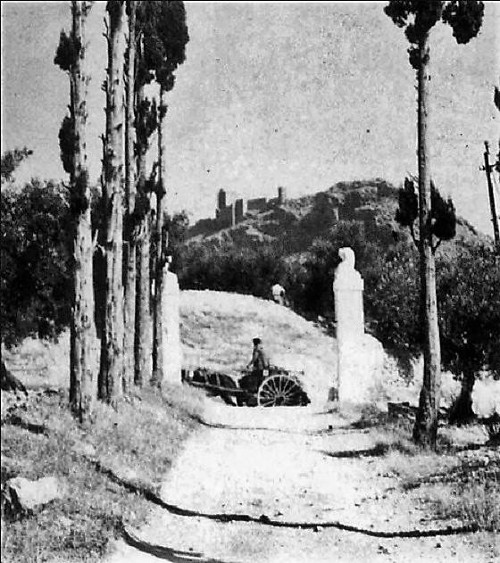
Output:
[361, 409, 500, 534]
[1, 383, 205, 562]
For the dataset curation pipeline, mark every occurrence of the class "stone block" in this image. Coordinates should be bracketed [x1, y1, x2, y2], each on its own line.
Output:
[4, 476, 66, 514]
[161, 271, 183, 385]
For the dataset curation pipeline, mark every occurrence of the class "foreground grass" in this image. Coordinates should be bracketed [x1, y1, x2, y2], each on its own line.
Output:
[1, 383, 205, 562]
[355, 407, 500, 534]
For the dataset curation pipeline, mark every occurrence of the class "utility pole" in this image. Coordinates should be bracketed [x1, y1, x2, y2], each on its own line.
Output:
[483, 141, 500, 254]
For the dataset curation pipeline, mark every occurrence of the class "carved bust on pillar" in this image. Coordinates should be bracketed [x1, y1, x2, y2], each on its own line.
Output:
[338, 247, 355, 269]
[333, 247, 364, 341]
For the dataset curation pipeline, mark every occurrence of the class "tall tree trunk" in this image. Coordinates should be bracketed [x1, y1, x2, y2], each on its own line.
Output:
[99, 0, 126, 404]
[449, 366, 476, 425]
[123, 0, 137, 394]
[134, 87, 153, 386]
[152, 88, 168, 388]
[413, 33, 441, 449]
[69, 0, 96, 421]
[135, 205, 153, 386]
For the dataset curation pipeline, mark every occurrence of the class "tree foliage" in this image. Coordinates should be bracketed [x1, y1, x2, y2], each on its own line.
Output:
[1, 181, 73, 347]
[54, 30, 80, 72]
[177, 241, 288, 299]
[441, 0, 485, 44]
[439, 241, 500, 374]
[384, 1, 484, 68]
[58, 114, 76, 176]
[395, 176, 456, 250]
[163, 210, 189, 269]
[364, 244, 421, 372]
[137, 0, 189, 92]
[1, 147, 33, 183]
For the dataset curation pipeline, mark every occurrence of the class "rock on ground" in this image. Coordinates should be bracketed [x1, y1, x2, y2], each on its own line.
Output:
[3, 476, 66, 514]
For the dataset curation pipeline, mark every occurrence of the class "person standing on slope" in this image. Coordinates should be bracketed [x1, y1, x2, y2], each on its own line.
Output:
[271, 283, 286, 306]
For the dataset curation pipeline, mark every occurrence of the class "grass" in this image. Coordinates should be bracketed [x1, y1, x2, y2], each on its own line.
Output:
[359, 408, 500, 533]
[425, 475, 500, 532]
[1, 383, 205, 562]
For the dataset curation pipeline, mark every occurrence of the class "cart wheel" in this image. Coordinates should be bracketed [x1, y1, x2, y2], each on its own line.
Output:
[257, 375, 306, 407]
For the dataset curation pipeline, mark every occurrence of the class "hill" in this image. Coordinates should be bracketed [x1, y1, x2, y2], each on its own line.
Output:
[184, 178, 486, 257]
[179, 290, 341, 406]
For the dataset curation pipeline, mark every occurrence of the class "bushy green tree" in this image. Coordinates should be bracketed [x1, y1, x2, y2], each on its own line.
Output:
[291, 221, 385, 320]
[396, 176, 456, 251]
[1, 147, 33, 184]
[1, 181, 72, 347]
[438, 241, 500, 423]
[164, 210, 189, 270]
[364, 244, 421, 373]
[177, 241, 289, 299]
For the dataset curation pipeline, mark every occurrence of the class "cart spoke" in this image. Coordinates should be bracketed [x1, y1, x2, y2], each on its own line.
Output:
[278, 377, 286, 394]
[261, 397, 275, 407]
[282, 378, 294, 395]
[285, 388, 301, 405]
[271, 377, 280, 394]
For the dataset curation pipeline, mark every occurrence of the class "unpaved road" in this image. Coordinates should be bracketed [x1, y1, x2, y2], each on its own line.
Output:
[104, 402, 499, 563]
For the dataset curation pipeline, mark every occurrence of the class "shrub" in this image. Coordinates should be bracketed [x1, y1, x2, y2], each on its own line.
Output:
[1, 181, 73, 347]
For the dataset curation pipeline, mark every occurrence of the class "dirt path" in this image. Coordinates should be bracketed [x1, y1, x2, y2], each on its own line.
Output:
[104, 402, 498, 563]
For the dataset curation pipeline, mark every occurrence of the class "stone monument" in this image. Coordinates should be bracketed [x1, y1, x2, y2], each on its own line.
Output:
[333, 247, 383, 403]
[161, 263, 183, 385]
[333, 247, 364, 341]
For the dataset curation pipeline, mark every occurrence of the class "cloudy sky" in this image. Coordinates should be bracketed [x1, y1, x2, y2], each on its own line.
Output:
[1, 1, 499, 235]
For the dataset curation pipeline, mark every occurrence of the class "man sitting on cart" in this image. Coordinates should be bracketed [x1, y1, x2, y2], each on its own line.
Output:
[240, 337, 270, 393]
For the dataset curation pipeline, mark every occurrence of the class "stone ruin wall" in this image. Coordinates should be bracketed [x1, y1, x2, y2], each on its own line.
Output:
[215, 187, 288, 229]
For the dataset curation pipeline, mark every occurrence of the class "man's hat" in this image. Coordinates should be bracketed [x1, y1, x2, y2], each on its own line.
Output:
[253, 338, 261, 345]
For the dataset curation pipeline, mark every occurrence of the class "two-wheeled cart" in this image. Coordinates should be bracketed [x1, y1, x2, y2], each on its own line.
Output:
[181, 365, 309, 407]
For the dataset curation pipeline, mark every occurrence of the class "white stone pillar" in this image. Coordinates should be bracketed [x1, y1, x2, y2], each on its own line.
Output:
[333, 247, 365, 403]
[161, 270, 183, 385]
[333, 247, 364, 341]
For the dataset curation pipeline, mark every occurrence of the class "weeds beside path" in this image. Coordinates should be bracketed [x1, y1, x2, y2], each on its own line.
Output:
[1, 384, 206, 562]
[104, 401, 499, 563]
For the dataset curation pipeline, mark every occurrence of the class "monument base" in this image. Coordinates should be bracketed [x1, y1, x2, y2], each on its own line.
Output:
[337, 334, 386, 404]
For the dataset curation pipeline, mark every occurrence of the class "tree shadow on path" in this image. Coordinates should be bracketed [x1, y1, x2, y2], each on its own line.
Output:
[319, 445, 389, 459]
[123, 526, 237, 563]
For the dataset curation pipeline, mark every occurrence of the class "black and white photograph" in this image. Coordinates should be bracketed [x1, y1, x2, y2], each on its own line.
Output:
[1, 1, 499, 561]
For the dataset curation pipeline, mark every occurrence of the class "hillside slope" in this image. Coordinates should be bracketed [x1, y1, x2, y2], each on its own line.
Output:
[185, 178, 486, 256]
[180, 290, 340, 405]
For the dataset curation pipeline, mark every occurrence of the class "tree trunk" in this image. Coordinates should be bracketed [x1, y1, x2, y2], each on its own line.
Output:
[69, 0, 96, 420]
[99, 0, 126, 405]
[413, 33, 441, 450]
[123, 0, 137, 394]
[1, 360, 27, 394]
[152, 88, 168, 388]
[135, 207, 153, 386]
[134, 86, 153, 387]
[449, 367, 476, 425]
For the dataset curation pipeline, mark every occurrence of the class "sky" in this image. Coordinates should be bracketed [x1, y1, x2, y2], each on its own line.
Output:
[1, 1, 499, 235]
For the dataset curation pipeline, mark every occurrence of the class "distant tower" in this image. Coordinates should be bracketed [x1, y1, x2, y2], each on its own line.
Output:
[235, 199, 245, 223]
[217, 189, 227, 210]
[277, 186, 287, 206]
